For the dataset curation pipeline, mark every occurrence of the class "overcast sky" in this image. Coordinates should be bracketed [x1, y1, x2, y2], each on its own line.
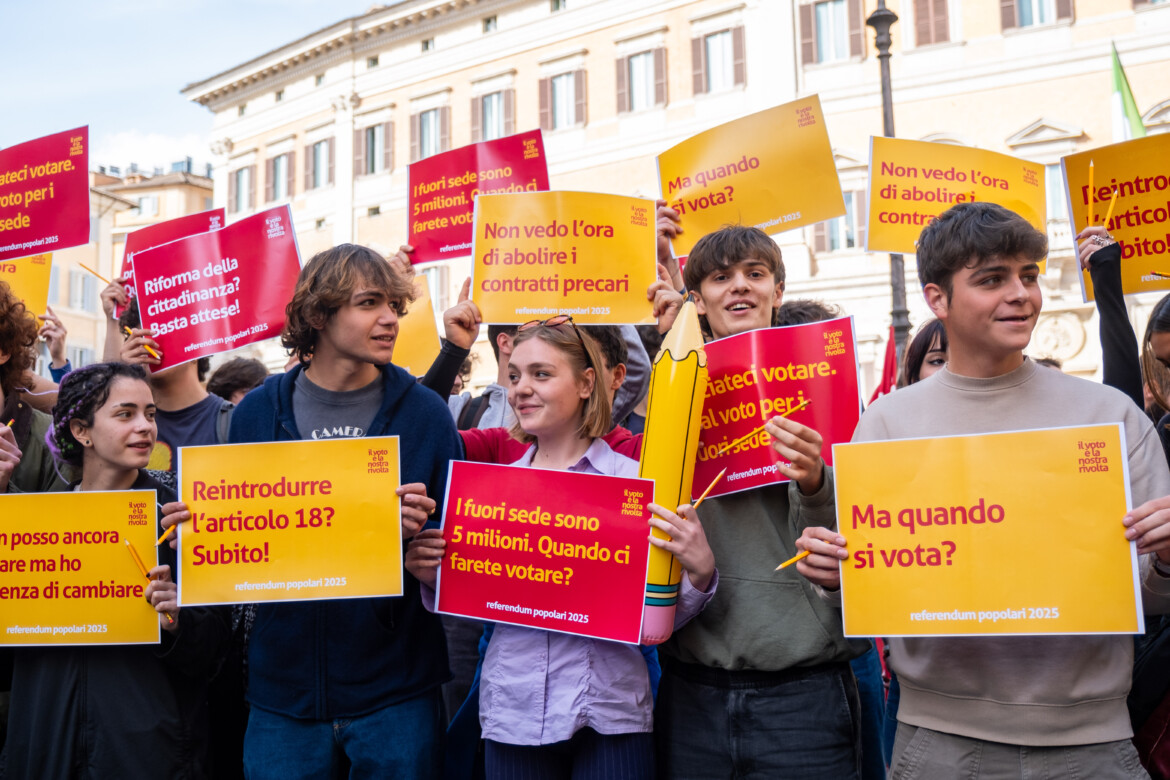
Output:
[1, 0, 374, 172]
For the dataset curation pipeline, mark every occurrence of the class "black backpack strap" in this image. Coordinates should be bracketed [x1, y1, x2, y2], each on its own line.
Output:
[456, 394, 491, 431]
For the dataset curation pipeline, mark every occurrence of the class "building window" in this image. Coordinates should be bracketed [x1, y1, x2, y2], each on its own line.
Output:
[914, 0, 950, 46]
[275, 89, 284, 102]
[627, 51, 655, 112]
[1045, 164, 1066, 222]
[693, 27, 745, 94]
[204, 196, 213, 210]
[315, 73, 325, 86]
[1001, 0, 1072, 30]
[812, 190, 867, 253]
[419, 109, 440, 159]
[482, 92, 504, 140]
[368, 206, 381, 217]
[423, 264, 451, 313]
[47, 265, 59, 305]
[422, 37, 434, 52]
[230, 166, 253, 213]
[366, 124, 385, 174]
[238, 104, 246, 116]
[268, 153, 291, 201]
[67, 346, 95, 369]
[311, 140, 331, 189]
[799, 1, 863, 65]
[356, 123, 393, 175]
[367, 55, 379, 68]
[551, 0, 566, 10]
[137, 195, 158, 217]
[552, 73, 575, 129]
[315, 218, 326, 230]
[483, 15, 497, 32]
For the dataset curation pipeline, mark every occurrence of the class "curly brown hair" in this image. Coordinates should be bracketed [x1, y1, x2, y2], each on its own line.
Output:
[282, 244, 415, 364]
[0, 280, 39, 397]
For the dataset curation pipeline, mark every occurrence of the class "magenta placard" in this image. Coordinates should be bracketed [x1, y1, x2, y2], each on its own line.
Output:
[0, 127, 90, 262]
[408, 130, 549, 264]
[695, 317, 864, 498]
[131, 206, 301, 369]
[436, 461, 652, 643]
[117, 209, 226, 318]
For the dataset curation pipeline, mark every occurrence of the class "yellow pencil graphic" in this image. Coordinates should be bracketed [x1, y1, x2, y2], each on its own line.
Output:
[639, 300, 708, 645]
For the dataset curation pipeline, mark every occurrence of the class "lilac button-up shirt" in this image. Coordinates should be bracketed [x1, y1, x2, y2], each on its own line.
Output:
[476, 438, 717, 746]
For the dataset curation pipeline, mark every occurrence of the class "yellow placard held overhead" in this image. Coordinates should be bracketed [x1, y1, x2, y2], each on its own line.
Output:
[1062, 133, 1170, 301]
[656, 96, 845, 257]
[867, 137, 1047, 256]
[835, 425, 1140, 637]
[177, 437, 404, 606]
[393, 275, 441, 376]
[0, 253, 52, 315]
[471, 191, 657, 325]
[0, 490, 161, 646]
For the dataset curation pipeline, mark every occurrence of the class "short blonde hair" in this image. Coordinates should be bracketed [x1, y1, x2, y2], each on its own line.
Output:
[508, 322, 611, 444]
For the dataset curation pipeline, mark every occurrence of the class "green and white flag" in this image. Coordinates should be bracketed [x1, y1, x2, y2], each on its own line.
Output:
[1111, 43, 1146, 142]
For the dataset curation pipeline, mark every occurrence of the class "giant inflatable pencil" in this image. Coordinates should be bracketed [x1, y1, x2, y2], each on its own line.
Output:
[639, 300, 708, 645]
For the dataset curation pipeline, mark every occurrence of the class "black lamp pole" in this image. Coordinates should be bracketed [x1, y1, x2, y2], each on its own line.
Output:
[867, 0, 912, 364]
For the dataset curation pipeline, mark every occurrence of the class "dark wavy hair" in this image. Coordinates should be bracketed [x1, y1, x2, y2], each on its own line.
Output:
[898, 318, 948, 388]
[1143, 293, 1170, 414]
[47, 362, 150, 468]
[282, 244, 414, 364]
[0, 280, 39, 397]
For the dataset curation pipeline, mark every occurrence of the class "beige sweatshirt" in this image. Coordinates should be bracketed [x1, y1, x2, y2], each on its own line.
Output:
[854, 359, 1170, 746]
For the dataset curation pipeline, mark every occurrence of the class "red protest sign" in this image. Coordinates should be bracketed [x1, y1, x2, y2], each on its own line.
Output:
[695, 317, 863, 498]
[436, 461, 652, 644]
[408, 130, 549, 264]
[117, 209, 226, 319]
[0, 127, 90, 262]
[131, 206, 301, 370]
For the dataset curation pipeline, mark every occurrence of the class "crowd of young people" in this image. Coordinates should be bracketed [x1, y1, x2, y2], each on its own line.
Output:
[2, 200, 1170, 779]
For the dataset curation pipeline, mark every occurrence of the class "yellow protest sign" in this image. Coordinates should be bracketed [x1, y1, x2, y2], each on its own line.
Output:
[657, 96, 844, 257]
[0, 253, 52, 314]
[0, 490, 160, 646]
[836, 425, 1140, 637]
[1062, 134, 1170, 300]
[471, 191, 656, 324]
[393, 275, 441, 376]
[177, 437, 403, 606]
[867, 137, 1047, 256]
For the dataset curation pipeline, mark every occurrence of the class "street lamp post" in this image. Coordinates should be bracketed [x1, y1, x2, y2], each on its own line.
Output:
[867, 1, 912, 364]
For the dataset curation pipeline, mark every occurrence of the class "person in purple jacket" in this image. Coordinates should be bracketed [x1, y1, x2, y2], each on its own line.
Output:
[407, 317, 717, 779]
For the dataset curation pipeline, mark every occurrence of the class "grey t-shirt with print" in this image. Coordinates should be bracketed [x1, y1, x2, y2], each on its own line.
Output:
[292, 371, 384, 440]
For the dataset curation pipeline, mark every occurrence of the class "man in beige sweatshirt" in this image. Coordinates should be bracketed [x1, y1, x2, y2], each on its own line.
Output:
[798, 202, 1170, 779]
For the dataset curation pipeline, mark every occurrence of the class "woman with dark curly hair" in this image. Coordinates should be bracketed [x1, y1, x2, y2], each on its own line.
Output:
[0, 362, 230, 779]
[0, 280, 56, 494]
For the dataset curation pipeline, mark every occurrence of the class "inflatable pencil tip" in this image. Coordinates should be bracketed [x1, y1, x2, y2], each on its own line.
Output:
[657, 300, 706, 366]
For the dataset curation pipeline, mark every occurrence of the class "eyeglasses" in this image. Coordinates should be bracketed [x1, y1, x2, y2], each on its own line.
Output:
[517, 315, 593, 371]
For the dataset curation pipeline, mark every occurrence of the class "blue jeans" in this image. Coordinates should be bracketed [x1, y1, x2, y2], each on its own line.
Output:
[485, 728, 653, 780]
[243, 691, 444, 780]
[851, 645, 888, 779]
[654, 660, 861, 780]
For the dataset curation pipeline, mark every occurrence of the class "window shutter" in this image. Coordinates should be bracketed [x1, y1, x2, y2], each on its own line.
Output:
[410, 113, 421, 162]
[354, 129, 365, 176]
[1001, 0, 1017, 31]
[654, 47, 668, 106]
[247, 165, 256, 210]
[286, 151, 296, 197]
[691, 37, 706, 95]
[539, 78, 552, 130]
[813, 222, 827, 254]
[856, 190, 868, 249]
[383, 122, 393, 170]
[304, 144, 312, 191]
[228, 169, 238, 213]
[265, 158, 275, 202]
[1056, 0, 1073, 19]
[504, 89, 515, 135]
[915, 0, 931, 45]
[327, 138, 335, 185]
[1134, 0, 1150, 6]
[931, 0, 949, 44]
[440, 106, 451, 151]
[471, 96, 482, 143]
[616, 56, 629, 113]
[732, 26, 746, 85]
[800, 5, 815, 65]
[574, 70, 587, 125]
[847, 0, 864, 58]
